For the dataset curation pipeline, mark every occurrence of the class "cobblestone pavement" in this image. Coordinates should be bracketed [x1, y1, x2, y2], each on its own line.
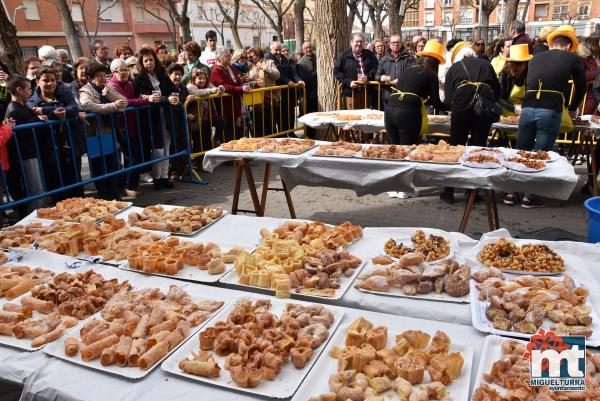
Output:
[123, 162, 592, 241]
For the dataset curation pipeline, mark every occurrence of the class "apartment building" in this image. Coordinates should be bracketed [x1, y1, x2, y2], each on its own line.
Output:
[3, 0, 176, 59]
[402, 0, 600, 41]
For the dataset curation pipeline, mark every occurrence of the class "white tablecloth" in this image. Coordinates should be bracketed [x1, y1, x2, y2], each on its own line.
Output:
[279, 150, 578, 199]
[4, 215, 600, 401]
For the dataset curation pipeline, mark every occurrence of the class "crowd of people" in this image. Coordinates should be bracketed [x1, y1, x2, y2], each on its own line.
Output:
[0, 22, 599, 221]
[335, 21, 600, 207]
[0, 30, 316, 223]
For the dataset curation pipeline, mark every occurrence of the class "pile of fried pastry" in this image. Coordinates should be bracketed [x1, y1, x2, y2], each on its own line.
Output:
[126, 236, 243, 276]
[179, 299, 335, 387]
[128, 205, 224, 234]
[309, 317, 463, 401]
[1, 269, 130, 347]
[477, 238, 565, 273]
[356, 254, 470, 298]
[473, 268, 592, 337]
[37, 197, 130, 222]
[62, 286, 223, 370]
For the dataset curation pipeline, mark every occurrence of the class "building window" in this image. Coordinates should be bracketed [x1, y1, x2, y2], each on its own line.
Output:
[425, 0, 434, 9]
[534, 4, 548, 18]
[71, 3, 83, 21]
[442, 10, 453, 25]
[578, 3, 590, 16]
[21, 46, 38, 58]
[517, 6, 527, 20]
[226, 40, 232, 48]
[460, 9, 473, 23]
[135, 5, 144, 22]
[404, 11, 419, 27]
[149, 7, 160, 21]
[424, 11, 434, 26]
[22, 0, 40, 20]
[99, 0, 124, 22]
[253, 36, 260, 46]
[444, 0, 452, 6]
[552, 3, 568, 20]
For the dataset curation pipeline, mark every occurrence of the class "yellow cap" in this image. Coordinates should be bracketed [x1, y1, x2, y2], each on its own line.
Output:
[546, 25, 579, 52]
[416, 40, 446, 64]
[506, 44, 533, 62]
[451, 41, 472, 64]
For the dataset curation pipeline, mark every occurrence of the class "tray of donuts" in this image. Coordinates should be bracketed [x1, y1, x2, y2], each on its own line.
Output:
[161, 295, 344, 398]
[43, 283, 226, 379]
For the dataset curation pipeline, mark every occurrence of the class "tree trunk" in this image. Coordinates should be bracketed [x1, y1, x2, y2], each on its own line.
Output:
[315, 0, 348, 111]
[480, 12, 489, 42]
[387, 0, 401, 35]
[346, 7, 356, 37]
[55, 0, 84, 58]
[231, 24, 243, 48]
[180, 15, 192, 43]
[519, 0, 530, 21]
[502, 0, 519, 36]
[0, 4, 24, 74]
[294, 0, 305, 50]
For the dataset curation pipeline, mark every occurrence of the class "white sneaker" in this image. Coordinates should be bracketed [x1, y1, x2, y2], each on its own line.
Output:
[387, 192, 398, 198]
[140, 173, 153, 183]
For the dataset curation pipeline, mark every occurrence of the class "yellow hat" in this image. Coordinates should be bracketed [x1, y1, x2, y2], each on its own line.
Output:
[547, 25, 579, 52]
[506, 44, 533, 62]
[416, 40, 446, 64]
[451, 41, 471, 64]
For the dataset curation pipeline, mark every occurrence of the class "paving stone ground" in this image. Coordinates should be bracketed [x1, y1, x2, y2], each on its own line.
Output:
[123, 161, 592, 241]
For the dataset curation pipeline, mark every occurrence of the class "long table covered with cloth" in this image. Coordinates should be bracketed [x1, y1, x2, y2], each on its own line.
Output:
[2, 209, 600, 401]
[202, 140, 578, 232]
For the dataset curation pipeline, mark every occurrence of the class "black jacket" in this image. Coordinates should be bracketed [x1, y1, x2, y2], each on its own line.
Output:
[522, 49, 586, 112]
[444, 57, 500, 113]
[333, 48, 378, 96]
[265, 53, 301, 86]
[375, 50, 414, 102]
[385, 64, 449, 113]
[532, 43, 548, 55]
[498, 72, 526, 114]
[297, 54, 317, 98]
[134, 71, 178, 149]
[4, 101, 42, 160]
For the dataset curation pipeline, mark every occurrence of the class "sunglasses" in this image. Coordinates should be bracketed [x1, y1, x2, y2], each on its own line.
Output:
[475, 42, 485, 46]
[127, 64, 137, 68]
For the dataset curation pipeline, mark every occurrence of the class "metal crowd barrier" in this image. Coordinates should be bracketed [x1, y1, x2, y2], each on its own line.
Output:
[183, 84, 306, 162]
[336, 81, 387, 111]
[0, 103, 192, 212]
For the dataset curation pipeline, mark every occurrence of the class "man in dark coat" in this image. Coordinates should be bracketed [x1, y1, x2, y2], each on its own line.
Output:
[333, 33, 378, 109]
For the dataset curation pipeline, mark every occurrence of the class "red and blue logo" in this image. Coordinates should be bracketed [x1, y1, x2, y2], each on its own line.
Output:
[523, 328, 586, 392]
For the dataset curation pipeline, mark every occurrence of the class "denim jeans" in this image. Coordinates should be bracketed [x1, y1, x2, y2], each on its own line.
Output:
[517, 107, 562, 200]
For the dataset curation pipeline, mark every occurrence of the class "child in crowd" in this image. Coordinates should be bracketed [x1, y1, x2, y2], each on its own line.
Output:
[186, 68, 223, 154]
[4, 75, 49, 216]
[167, 63, 191, 179]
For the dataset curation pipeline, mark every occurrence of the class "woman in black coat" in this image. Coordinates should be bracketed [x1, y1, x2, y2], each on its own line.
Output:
[134, 47, 179, 190]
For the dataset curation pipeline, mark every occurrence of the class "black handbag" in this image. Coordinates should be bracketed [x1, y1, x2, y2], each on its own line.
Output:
[460, 61, 502, 123]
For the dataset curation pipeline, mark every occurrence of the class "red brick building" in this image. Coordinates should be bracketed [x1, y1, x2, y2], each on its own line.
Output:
[4, 0, 176, 60]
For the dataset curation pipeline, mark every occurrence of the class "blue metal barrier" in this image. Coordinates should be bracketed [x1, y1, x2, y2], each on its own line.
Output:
[0, 103, 194, 212]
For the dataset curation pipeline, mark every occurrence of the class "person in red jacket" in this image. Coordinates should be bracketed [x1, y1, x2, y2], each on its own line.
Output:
[108, 58, 149, 197]
[209, 47, 252, 144]
[0, 117, 15, 225]
[0, 117, 14, 172]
